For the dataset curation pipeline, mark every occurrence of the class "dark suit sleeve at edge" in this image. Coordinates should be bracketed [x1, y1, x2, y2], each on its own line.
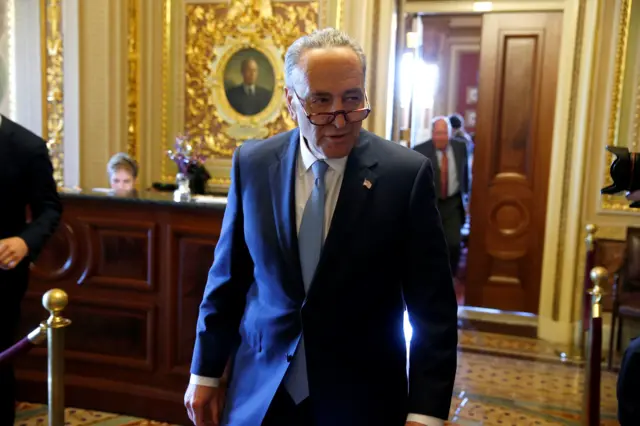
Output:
[190, 144, 255, 378]
[404, 157, 458, 419]
[20, 140, 62, 262]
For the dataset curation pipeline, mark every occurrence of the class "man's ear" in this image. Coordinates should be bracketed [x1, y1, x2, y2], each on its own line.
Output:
[284, 87, 297, 122]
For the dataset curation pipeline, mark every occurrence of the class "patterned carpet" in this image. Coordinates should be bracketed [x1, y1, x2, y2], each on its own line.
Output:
[15, 330, 620, 426]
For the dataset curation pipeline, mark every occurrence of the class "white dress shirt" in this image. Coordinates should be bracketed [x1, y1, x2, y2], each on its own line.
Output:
[191, 134, 443, 426]
[243, 84, 256, 95]
[435, 143, 459, 197]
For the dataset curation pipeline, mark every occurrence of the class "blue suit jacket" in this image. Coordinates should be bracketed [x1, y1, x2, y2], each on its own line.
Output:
[618, 336, 640, 425]
[191, 129, 458, 426]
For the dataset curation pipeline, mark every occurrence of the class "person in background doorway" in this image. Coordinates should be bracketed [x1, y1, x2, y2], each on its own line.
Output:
[414, 117, 469, 277]
[107, 152, 138, 194]
[449, 113, 473, 150]
[0, 115, 62, 425]
[449, 113, 474, 207]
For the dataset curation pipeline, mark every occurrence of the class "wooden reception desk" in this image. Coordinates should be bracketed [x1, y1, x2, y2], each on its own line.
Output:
[15, 190, 227, 424]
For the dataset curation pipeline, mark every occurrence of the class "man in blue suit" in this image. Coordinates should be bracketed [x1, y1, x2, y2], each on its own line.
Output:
[184, 28, 458, 426]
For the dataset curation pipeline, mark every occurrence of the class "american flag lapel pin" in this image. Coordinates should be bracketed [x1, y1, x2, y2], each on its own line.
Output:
[363, 178, 372, 189]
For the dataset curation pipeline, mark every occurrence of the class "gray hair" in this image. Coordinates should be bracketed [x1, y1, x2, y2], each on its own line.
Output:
[107, 152, 138, 178]
[284, 28, 367, 88]
[431, 115, 452, 132]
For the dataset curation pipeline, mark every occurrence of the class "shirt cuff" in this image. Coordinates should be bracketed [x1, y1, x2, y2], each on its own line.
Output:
[189, 374, 220, 387]
[406, 413, 445, 426]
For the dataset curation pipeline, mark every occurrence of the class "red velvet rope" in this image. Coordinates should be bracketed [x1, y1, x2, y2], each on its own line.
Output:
[585, 316, 602, 426]
[0, 336, 37, 366]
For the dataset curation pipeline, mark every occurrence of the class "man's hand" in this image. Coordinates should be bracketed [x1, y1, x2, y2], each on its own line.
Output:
[184, 383, 226, 426]
[0, 237, 28, 270]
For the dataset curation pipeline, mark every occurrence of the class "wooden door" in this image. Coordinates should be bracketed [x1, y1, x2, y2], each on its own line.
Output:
[465, 12, 563, 313]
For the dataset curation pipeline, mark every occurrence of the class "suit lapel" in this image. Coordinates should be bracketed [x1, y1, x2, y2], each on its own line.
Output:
[309, 131, 378, 295]
[269, 129, 305, 299]
[426, 142, 441, 195]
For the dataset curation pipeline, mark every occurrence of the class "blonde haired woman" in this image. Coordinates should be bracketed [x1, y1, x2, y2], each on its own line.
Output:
[107, 152, 138, 193]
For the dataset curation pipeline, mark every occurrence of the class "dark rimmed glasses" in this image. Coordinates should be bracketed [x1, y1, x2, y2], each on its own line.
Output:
[294, 90, 371, 126]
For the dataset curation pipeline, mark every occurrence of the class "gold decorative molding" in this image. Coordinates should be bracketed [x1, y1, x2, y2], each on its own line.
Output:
[40, 0, 64, 186]
[126, 0, 140, 163]
[601, 0, 633, 210]
[319, 0, 329, 28]
[167, 1, 318, 186]
[552, 0, 587, 321]
[161, 0, 171, 183]
[368, 0, 381, 133]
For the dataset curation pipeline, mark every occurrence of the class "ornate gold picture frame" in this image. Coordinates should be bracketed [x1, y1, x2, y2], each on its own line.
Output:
[166, 1, 318, 191]
[600, 0, 640, 212]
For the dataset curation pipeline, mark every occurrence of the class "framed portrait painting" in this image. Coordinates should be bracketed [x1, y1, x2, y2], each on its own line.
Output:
[223, 48, 276, 117]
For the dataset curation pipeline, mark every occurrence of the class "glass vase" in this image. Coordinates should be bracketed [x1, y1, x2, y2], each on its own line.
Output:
[173, 173, 192, 202]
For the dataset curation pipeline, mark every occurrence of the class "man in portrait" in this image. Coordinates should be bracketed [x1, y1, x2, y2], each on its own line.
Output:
[225, 57, 273, 116]
[185, 28, 457, 426]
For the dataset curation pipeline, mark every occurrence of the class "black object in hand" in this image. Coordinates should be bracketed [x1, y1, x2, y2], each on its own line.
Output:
[601, 146, 640, 208]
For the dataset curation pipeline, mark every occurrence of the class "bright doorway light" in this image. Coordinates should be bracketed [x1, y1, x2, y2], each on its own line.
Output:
[400, 54, 439, 110]
[473, 1, 493, 12]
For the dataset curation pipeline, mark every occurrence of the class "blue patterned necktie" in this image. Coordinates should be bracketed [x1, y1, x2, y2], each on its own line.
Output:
[284, 160, 329, 404]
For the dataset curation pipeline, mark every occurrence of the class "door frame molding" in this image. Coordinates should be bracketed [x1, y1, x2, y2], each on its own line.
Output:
[446, 42, 481, 117]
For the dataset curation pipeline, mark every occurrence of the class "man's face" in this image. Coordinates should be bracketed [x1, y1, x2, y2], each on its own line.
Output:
[432, 119, 451, 150]
[242, 60, 258, 85]
[285, 47, 366, 159]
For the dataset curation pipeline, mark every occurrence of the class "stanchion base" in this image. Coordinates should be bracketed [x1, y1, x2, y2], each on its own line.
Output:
[556, 347, 585, 363]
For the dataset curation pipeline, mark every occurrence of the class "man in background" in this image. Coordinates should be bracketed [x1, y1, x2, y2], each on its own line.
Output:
[449, 113, 472, 146]
[225, 58, 273, 116]
[0, 115, 62, 424]
[185, 28, 458, 426]
[414, 117, 469, 277]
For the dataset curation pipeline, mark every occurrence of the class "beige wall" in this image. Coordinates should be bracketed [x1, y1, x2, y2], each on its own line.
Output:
[0, 0, 12, 116]
[570, 0, 640, 344]
[79, 0, 128, 190]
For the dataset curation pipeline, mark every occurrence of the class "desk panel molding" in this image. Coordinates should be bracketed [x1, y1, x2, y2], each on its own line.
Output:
[166, 224, 219, 373]
[77, 217, 157, 292]
[30, 221, 77, 280]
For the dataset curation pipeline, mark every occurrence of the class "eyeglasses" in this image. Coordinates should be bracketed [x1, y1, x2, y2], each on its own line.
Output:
[294, 90, 371, 126]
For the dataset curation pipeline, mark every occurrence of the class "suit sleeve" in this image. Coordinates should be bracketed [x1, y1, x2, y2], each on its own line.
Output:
[19, 139, 62, 262]
[462, 144, 470, 195]
[404, 158, 458, 420]
[191, 145, 255, 378]
[618, 338, 640, 425]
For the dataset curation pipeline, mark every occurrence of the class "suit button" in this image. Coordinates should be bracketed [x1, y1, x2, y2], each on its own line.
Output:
[286, 354, 293, 362]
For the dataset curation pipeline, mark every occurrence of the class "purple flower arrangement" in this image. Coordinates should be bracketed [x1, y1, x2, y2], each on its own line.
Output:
[167, 135, 210, 175]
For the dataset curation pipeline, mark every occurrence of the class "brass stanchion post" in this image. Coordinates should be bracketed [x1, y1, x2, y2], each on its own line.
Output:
[42, 289, 71, 426]
[583, 267, 607, 426]
[558, 224, 598, 361]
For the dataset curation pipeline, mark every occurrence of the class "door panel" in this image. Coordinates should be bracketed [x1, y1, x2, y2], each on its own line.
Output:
[465, 12, 562, 313]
